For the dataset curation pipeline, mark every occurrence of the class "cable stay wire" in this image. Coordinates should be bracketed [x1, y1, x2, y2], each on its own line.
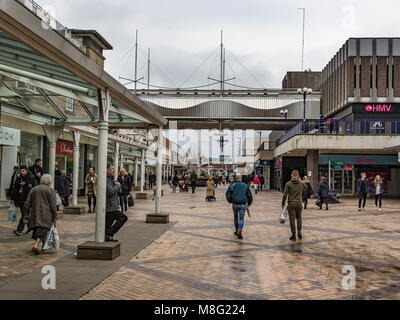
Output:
[225, 48, 266, 89]
[178, 46, 220, 88]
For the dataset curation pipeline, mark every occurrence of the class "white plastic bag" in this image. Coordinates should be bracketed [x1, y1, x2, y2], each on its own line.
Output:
[8, 204, 17, 223]
[279, 207, 288, 224]
[43, 224, 60, 250]
[56, 193, 62, 206]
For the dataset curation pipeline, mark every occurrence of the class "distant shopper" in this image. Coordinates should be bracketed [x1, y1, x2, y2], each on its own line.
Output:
[24, 174, 57, 255]
[61, 171, 70, 207]
[149, 172, 156, 190]
[226, 174, 253, 240]
[317, 177, 329, 210]
[29, 159, 43, 185]
[184, 173, 190, 192]
[190, 170, 198, 194]
[373, 175, 384, 212]
[172, 175, 179, 192]
[8, 166, 19, 200]
[206, 177, 216, 201]
[253, 175, 260, 194]
[105, 163, 127, 242]
[281, 170, 307, 241]
[260, 176, 265, 191]
[118, 169, 132, 213]
[85, 168, 97, 213]
[302, 176, 313, 209]
[356, 173, 370, 211]
[54, 170, 65, 211]
[12, 165, 36, 236]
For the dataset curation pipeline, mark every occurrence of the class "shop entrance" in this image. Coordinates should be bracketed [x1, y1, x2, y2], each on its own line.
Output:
[332, 167, 354, 195]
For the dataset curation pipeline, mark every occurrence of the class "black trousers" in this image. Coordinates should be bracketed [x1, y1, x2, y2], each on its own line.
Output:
[191, 182, 196, 193]
[375, 194, 382, 208]
[149, 181, 154, 189]
[358, 193, 367, 208]
[105, 210, 128, 237]
[88, 195, 96, 210]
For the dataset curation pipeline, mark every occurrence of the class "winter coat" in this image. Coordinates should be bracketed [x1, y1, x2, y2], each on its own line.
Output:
[85, 173, 97, 196]
[253, 177, 260, 185]
[303, 182, 313, 199]
[318, 181, 329, 199]
[372, 183, 385, 195]
[24, 184, 57, 230]
[54, 170, 65, 197]
[118, 175, 132, 195]
[356, 178, 370, 195]
[106, 175, 121, 212]
[282, 179, 307, 205]
[190, 172, 198, 183]
[11, 171, 36, 207]
[62, 175, 70, 197]
[206, 180, 215, 197]
[226, 182, 253, 206]
[28, 165, 43, 185]
[172, 176, 179, 186]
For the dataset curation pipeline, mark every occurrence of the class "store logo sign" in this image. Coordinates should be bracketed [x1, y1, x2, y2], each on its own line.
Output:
[56, 140, 74, 156]
[0, 126, 21, 146]
[357, 156, 373, 164]
[365, 104, 392, 112]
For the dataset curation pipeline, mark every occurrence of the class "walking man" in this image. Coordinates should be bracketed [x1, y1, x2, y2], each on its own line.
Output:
[281, 170, 307, 241]
[253, 175, 260, 194]
[190, 170, 198, 194]
[28, 159, 43, 186]
[226, 174, 253, 240]
[318, 176, 329, 210]
[356, 172, 370, 211]
[105, 163, 128, 242]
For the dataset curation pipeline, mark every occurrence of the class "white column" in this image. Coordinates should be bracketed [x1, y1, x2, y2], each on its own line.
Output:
[114, 142, 119, 181]
[120, 153, 124, 172]
[42, 125, 63, 189]
[72, 130, 80, 206]
[0, 146, 18, 207]
[95, 89, 110, 243]
[140, 149, 145, 192]
[134, 156, 138, 186]
[155, 126, 163, 214]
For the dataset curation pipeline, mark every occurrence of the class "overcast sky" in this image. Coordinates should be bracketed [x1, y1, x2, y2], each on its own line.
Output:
[33, 0, 400, 90]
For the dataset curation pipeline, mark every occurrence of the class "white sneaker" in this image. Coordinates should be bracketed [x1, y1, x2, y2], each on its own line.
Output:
[378, 208, 382, 212]
[362, 208, 366, 211]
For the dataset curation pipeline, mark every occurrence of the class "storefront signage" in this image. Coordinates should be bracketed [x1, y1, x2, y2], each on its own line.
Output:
[320, 154, 398, 166]
[0, 126, 20, 146]
[365, 104, 392, 112]
[56, 140, 74, 156]
[353, 103, 400, 115]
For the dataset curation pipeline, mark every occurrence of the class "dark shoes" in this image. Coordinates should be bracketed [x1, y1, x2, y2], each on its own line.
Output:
[298, 233, 303, 239]
[290, 235, 296, 241]
[105, 235, 118, 242]
[234, 230, 238, 235]
[31, 247, 40, 255]
[237, 231, 243, 239]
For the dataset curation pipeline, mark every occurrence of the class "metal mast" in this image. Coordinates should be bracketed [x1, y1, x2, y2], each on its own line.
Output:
[134, 30, 138, 93]
[220, 29, 224, 95]
[298, 8, 305, 71]
[147, 48, 150, 91]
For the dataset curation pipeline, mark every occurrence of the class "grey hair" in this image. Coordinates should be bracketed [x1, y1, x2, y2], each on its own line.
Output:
[40, 174, 53, 186]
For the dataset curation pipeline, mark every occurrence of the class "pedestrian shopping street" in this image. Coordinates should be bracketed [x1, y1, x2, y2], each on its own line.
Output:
[2, 185, 397, 300]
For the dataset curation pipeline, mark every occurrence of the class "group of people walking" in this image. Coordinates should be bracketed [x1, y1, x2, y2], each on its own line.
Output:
[170, 171, 198, 193]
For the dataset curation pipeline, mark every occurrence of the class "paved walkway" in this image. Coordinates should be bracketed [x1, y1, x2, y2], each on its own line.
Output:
[1, 185, 400, 300]
[82, 186, 400, 300]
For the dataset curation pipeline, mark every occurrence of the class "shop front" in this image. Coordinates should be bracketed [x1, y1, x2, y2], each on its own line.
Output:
[319, 154, 400, 196]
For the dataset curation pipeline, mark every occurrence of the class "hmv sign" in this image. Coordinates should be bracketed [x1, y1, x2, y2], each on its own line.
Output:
[353, 103, 400, 119]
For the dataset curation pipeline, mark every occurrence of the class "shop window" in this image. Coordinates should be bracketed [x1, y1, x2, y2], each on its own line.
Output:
[65, 97, 74, 113]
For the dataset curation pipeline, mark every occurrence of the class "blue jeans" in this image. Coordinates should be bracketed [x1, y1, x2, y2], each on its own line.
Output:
[232, 204, 246, 231]
[119, 194, 128, 212]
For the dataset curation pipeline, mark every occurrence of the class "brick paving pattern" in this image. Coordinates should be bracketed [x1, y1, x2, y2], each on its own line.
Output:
[80, 186, 400, 300]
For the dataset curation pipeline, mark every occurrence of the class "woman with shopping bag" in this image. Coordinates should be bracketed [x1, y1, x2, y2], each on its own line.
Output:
[24, 174, 57, 255]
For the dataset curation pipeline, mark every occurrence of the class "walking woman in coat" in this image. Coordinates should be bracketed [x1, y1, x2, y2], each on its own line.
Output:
[118, 169, 132, 213]
[85, 168, 97, 213]
[206, 177, 216, 201]
[24, 174, 57, 255]
[302, 176, 313, 209]
[373, 175, 384, 211]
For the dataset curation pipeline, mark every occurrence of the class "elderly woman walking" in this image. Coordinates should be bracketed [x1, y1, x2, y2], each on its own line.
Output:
[24, 174, 57, 255]
[206, 176, 216, 201]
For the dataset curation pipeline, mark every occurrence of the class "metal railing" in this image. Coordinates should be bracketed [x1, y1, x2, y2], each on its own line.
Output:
[15, 0, 84, 51]
[277, 119, 400, 146]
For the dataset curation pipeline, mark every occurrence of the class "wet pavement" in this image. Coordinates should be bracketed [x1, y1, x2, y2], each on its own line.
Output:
[79, 185, 400, 300]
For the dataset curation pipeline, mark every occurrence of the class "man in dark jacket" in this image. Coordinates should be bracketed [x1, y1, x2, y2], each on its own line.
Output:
[190, 170, 198, 194]
[318, 177, 329, 210]
[148, 173, 156, 189]
[12, 165, 36, 236]
[356, 172, 370, 211]
[281, 170, 307, 241]
[105, 163, 127, 242]
[226, 174, 253, 240]
[29, 159, 43, 186]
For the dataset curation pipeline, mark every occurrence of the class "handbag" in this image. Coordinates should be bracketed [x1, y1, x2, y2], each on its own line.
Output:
[128, 194, 134, 207]
[8, 204, 17, 223]
[55, 193, 62, 206]
[279, 207, 288, 224]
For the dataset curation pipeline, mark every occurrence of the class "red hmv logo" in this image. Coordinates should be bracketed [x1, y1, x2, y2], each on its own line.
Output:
[365, 104, 392, 112]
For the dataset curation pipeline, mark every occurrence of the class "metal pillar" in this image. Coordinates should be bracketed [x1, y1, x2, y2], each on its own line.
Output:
[155, 126, 163, 214]
[72, 130, 80, 206]
[140, 149, 145, 192]
[95, 89, 110, 243]
[114, 142, 119, 181]
[134, 156, 138, 186]
[42, 125, 63, 189]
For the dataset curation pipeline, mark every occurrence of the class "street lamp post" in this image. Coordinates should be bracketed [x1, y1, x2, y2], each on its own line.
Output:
[280, 109, 288, 134]
[297, 87, 313, 132]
